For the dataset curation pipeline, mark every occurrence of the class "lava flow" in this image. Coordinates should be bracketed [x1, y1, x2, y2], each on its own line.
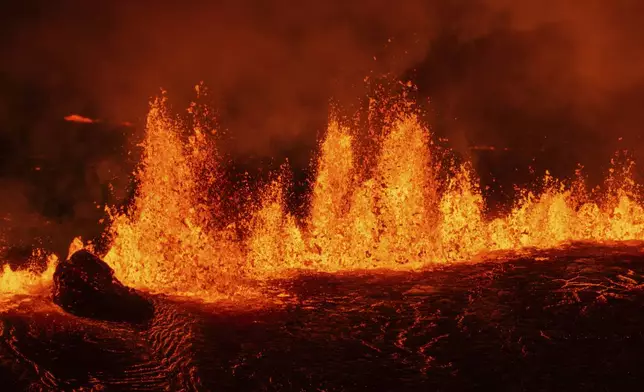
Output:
[2, 89, 644, 300]
[0, 251, 57, 311]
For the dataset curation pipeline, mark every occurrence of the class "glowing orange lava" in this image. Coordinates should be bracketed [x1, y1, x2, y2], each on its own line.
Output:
[0, 251, 57, 311]
[102, 96, 246, 299]
[2, 88, 644, 301]
[64, 114, 97, 123]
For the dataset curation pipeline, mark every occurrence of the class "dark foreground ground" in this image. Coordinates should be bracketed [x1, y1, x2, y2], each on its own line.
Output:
[2, 243, 644, 391]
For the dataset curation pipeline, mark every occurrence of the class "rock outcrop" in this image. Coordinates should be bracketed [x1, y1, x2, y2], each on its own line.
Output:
[52, 250, 153, 323]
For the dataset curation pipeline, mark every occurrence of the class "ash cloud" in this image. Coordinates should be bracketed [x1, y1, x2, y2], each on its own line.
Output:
[1, 0, 644, 254]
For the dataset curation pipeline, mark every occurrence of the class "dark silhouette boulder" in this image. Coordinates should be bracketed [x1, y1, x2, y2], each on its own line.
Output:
[52, 250, 153, 323]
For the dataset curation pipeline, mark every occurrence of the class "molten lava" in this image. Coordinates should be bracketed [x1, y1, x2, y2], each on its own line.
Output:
[3, 88, 644, 301]
[102, 97, 246, 298]
[64, 114, 97, 124]
[0, 251, 57, 311]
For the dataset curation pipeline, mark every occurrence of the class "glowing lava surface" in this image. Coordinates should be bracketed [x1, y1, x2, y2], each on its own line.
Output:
[2, 90, 644, 300]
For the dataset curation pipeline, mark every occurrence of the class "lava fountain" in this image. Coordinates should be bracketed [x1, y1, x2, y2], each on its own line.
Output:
[102, 96, 246, 298]
[2, 88, 644, 300]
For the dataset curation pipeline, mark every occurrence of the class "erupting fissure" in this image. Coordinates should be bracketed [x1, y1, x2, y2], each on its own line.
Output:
[2, 88, 644, 300]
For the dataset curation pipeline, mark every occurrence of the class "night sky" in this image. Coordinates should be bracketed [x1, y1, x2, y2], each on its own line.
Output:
[1, 0, 644, 256]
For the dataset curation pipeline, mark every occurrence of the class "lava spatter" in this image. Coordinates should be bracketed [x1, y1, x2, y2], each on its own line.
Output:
[69, 93, 644, 290]
[3, 89, 644, 300]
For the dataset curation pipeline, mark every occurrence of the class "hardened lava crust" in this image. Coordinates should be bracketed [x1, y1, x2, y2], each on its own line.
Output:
[1, 243, 644, 391]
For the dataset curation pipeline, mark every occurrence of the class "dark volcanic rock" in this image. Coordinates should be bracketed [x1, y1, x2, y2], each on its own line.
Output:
[52, 250, 153, 323]
[3, 243, 644, 390]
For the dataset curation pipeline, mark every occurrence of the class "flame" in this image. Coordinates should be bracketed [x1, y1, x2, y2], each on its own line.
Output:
[4, 88, 644, 302]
